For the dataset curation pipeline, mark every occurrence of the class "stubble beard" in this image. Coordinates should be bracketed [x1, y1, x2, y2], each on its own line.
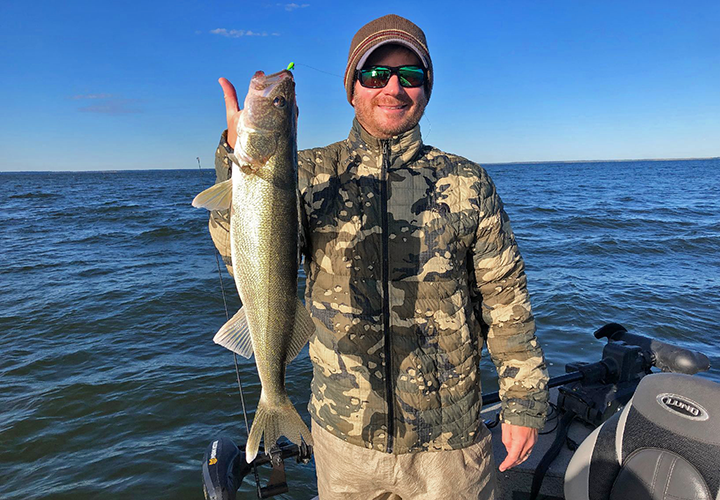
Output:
[355, 93, 428, 139]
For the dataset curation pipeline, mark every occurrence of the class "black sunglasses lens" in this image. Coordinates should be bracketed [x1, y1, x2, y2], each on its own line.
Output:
[359, 66, 426, 88]
[360, 67, 391, 88]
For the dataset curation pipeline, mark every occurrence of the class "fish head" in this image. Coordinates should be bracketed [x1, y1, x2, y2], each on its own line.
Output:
[234, 70, 297, 169]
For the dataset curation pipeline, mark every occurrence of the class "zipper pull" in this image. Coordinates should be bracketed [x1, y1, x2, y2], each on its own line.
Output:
[381, 140, 391, 175]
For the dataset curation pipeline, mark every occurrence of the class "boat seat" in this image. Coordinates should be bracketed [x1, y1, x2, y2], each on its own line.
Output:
[564, 373, 720, 500]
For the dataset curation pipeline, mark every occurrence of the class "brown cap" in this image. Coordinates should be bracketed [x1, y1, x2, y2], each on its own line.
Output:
[344, 14, 433, 104]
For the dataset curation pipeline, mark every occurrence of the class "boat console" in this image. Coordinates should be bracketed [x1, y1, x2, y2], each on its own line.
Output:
[485, 323, 715, 500]
[564, 372, 720, 500]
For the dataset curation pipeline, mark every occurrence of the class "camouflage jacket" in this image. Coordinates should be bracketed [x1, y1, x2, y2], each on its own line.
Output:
[212, 120, 548, 454]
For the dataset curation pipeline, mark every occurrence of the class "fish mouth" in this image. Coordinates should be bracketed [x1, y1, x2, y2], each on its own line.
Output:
[251, 70, 294, 96]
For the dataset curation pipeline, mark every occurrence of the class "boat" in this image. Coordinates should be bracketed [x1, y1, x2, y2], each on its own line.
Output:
[201, 323, 719, 499]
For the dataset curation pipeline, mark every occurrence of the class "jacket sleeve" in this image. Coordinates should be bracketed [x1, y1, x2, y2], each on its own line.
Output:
[205, 130, 234, 276]
[471, 173, 549, 429]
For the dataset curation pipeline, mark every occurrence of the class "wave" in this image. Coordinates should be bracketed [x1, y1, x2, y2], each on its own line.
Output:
[8, 192, 63, 200]
[137, 226, 195, 241]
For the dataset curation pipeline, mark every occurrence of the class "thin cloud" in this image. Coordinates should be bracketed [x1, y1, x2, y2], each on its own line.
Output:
[72, 93, 114, 100]
[75, 97, 143, 115]
[210, 28, 273, 38]
[281, 3, 309, 11]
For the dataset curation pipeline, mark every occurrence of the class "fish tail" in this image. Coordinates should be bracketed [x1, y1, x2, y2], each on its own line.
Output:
[245, 393, 313, 463]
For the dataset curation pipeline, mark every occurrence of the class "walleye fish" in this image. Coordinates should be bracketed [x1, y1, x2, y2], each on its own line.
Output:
[193, 69, 314, 462]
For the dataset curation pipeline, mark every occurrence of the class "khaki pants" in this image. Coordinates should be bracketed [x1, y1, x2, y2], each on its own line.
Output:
[313, 421, 497, 500]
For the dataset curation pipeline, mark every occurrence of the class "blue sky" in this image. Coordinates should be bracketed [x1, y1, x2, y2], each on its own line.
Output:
[1, 0, 718, 171]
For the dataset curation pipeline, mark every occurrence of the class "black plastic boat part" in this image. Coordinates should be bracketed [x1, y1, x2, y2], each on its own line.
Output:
[594, 322, 711, 374]
[202, 438, 312, 500]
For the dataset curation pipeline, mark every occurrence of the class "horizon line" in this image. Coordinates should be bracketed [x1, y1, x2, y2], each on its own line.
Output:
[2, 155, 718, 174]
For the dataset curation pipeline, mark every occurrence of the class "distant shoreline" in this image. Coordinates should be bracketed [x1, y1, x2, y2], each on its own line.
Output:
[483, 156, 720, 166]
[2, 156, 718, 173]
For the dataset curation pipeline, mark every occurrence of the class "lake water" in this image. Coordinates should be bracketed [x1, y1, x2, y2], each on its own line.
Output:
[1, 158, 718, 499]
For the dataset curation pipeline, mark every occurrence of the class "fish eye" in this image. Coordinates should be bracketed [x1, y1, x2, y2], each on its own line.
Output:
[273, 96, 286, 108]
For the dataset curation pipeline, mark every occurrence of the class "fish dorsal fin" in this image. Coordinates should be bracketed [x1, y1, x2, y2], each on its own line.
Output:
[213, 306, 253, 358]
[286, 298, 316, 363]
[192, 179, 232, 211]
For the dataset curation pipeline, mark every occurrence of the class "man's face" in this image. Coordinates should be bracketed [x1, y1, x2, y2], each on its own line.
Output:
[352, 45, 428, 139]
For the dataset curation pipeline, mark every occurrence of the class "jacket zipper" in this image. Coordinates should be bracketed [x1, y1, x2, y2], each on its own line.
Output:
[380, 139, 394, 453]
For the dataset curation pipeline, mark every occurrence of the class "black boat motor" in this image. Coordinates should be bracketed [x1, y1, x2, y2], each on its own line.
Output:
[202, 437, 245, 500]
[564, 373, 720, 500]
[202, 437, 312, 499]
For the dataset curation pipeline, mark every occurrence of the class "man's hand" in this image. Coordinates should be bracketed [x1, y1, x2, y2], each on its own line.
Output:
[498, 423, 538, 472]
[219, 77, 242, 148]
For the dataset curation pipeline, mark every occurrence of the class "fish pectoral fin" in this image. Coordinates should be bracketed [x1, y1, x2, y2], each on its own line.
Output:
[212, 306, 253, 358]
[229, 153, 261, 174]
[227, 153, 243, 168]
[192, 179, 232, 211]
[286, 297, 316, 363]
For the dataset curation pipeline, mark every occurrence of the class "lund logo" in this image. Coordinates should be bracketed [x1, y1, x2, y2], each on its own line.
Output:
[657, 393, 709, 421]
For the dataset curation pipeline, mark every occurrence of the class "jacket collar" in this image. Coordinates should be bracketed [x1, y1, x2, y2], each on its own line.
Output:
[347, 118, 425, 170]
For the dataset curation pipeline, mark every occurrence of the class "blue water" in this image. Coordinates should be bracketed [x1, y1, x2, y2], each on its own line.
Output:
[1, 158, 719, 499]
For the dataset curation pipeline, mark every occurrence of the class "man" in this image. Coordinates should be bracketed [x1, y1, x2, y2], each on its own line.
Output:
[211, 14, 548, 500]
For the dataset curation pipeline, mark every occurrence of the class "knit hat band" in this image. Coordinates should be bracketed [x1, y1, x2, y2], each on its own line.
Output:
[353, 34, 429, 71]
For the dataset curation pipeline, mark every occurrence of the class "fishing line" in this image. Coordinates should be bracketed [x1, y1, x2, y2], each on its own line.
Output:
[198, 157, 262, 493]
[293, 62, 343, 78]
[216, 256, 262, 487]
[213, 250, 262, 492]
[213, 251, 230, 320]
[212, 250, 252, 435]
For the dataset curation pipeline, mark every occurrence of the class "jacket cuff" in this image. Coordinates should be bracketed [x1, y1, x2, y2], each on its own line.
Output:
[219, 129, 233, 153]
[500, 396, 548, 429]
[500, 410, 546, 429]
[215, 130, 234, 183]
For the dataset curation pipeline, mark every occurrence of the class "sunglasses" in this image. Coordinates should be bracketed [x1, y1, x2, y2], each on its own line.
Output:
[356, 65, 426, 89]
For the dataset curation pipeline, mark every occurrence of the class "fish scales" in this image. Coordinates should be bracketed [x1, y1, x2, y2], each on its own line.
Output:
[232, 147, 297, 392]
[193, 69, 314, 462]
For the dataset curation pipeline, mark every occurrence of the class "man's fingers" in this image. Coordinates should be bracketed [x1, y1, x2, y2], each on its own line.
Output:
[218, 77, 239, 118]
[499, 441, 524, 472]
[498, 451, 521, 472]
[520, 441, 535, 459]
[518, 432, 537, 462]
[499, 441, 536, 472]
[499, 451, 531, 472]
[498, 423, 539, 471]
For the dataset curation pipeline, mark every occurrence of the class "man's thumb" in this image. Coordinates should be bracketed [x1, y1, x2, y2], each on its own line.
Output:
[218, 77, 239, 114]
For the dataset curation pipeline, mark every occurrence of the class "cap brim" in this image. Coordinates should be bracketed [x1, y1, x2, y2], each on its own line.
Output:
[355, 39, 429, 70]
